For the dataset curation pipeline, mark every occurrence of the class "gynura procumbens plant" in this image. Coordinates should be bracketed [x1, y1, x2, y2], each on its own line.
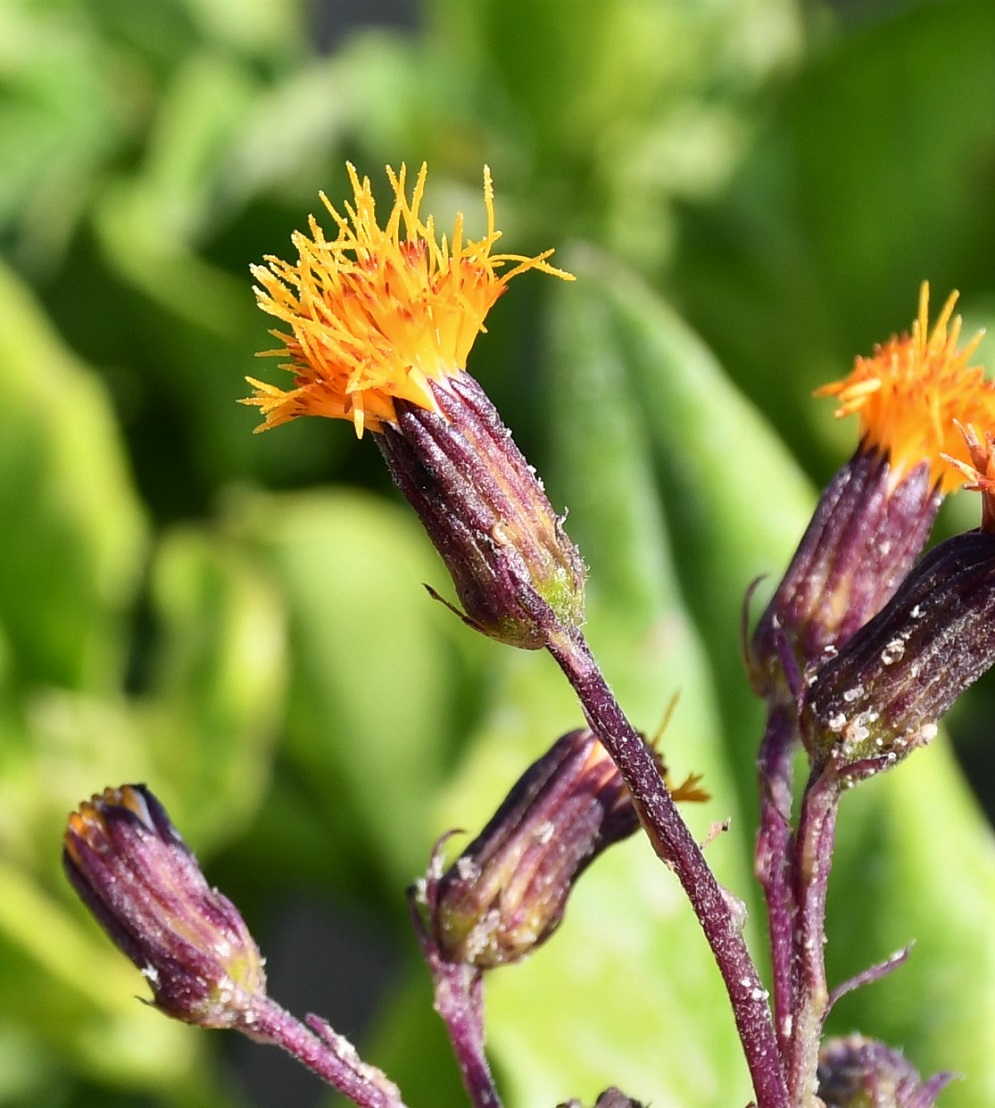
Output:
[65, 165, 995, 1108]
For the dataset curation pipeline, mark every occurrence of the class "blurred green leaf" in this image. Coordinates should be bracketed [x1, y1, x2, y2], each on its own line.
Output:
[674, 0, 995, 475]
[221, 57, 363, 205]
[0, 690, 149, 875]
[129, 52, 260, 245]
[142, 525, 288, 849]
[177, 0, 303, 58]
[781, 0, 995, 334]
[545, 246, 813, 833]
[222, 35, 426, 206]
[236, 486, 465, 884]
[826, 739, 995, 1107]
[566, 249, 814, 816]
[0, 2, 130, 268]
[0, 261, 147, 692]
[423, 0, 802, 269]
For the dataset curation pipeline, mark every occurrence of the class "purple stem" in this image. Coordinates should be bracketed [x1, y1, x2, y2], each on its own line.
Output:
[408, 881, 503, 1108]
[786, 768, 840, 1105]
[756, 702, 800, 1057]
[245, 996, 407, 1108]
[432, 962, 503, 1108]
[546, 626, 788, 1108]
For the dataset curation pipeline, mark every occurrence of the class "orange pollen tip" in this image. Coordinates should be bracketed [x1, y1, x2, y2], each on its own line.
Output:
[65, 802, 107, 854]
[243, 163, 574, 437]
[669, 773, 711, 804]
[815, 282, 991, 494]
[944, 422, 995, 532]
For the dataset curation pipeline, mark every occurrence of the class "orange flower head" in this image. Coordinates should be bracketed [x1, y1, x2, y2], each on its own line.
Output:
[816, 282, 990, 493]
[243, 164, 573, 437]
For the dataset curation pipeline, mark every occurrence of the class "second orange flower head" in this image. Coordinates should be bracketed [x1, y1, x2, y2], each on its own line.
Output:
[751, 283, 992, 695]
[244, 163, 572, 437]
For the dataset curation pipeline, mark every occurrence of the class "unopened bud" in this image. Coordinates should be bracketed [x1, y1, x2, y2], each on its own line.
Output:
[802, 529, 995, 778]
[817, 1034, 953, 1107]
[417, 729, 707, 968]
[63, 785, 266, 1028]
[751, 448, 939, 696]
[557, 1089, 646, 1108]
[421, 730, 640, 968]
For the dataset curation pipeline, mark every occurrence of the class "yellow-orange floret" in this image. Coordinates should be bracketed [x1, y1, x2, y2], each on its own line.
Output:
[946, 422, 995, 533]
[243, 164, 572, 437]
[816, 283, 991, 493]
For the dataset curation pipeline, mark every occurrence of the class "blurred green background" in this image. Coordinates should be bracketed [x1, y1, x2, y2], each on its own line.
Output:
[1, 0, 993, 1105]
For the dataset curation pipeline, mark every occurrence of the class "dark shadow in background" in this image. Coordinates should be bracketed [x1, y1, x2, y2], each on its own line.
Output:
[226, 897, 403, 1108]
[310, 0, 418, 52]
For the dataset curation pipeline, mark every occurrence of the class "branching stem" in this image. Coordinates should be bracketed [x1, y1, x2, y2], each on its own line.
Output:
[246, 996, 408, 1108]
[547, 626, 788, 1108]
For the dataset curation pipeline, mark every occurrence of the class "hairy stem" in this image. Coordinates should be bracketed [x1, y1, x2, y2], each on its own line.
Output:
[786, 769, 839, 1106]
[547, 626, 788, 1108]
[246, 996, 407, 1108]
[756, 701, 800, 1057]
[408, 885, 503, 1108]
[431, 963, 503, 1108]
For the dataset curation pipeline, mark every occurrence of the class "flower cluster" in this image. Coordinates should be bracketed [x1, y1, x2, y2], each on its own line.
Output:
[241, 169, 995, 1105]
[750, 285, 992, 1106]
[62, 160, 995, 1108]
[753, 284, 995, 779]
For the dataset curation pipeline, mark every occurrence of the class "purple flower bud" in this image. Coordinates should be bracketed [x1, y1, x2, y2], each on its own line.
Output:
[802, 528, 995, 778]
[417, 730, 693, 969]
[751, 448, 939, 697]
[817, 1034, 953, 1107]
[63, 785, 266, 1029]
[557, 1090, 646, 1108]
[378, 370, 586, 648]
